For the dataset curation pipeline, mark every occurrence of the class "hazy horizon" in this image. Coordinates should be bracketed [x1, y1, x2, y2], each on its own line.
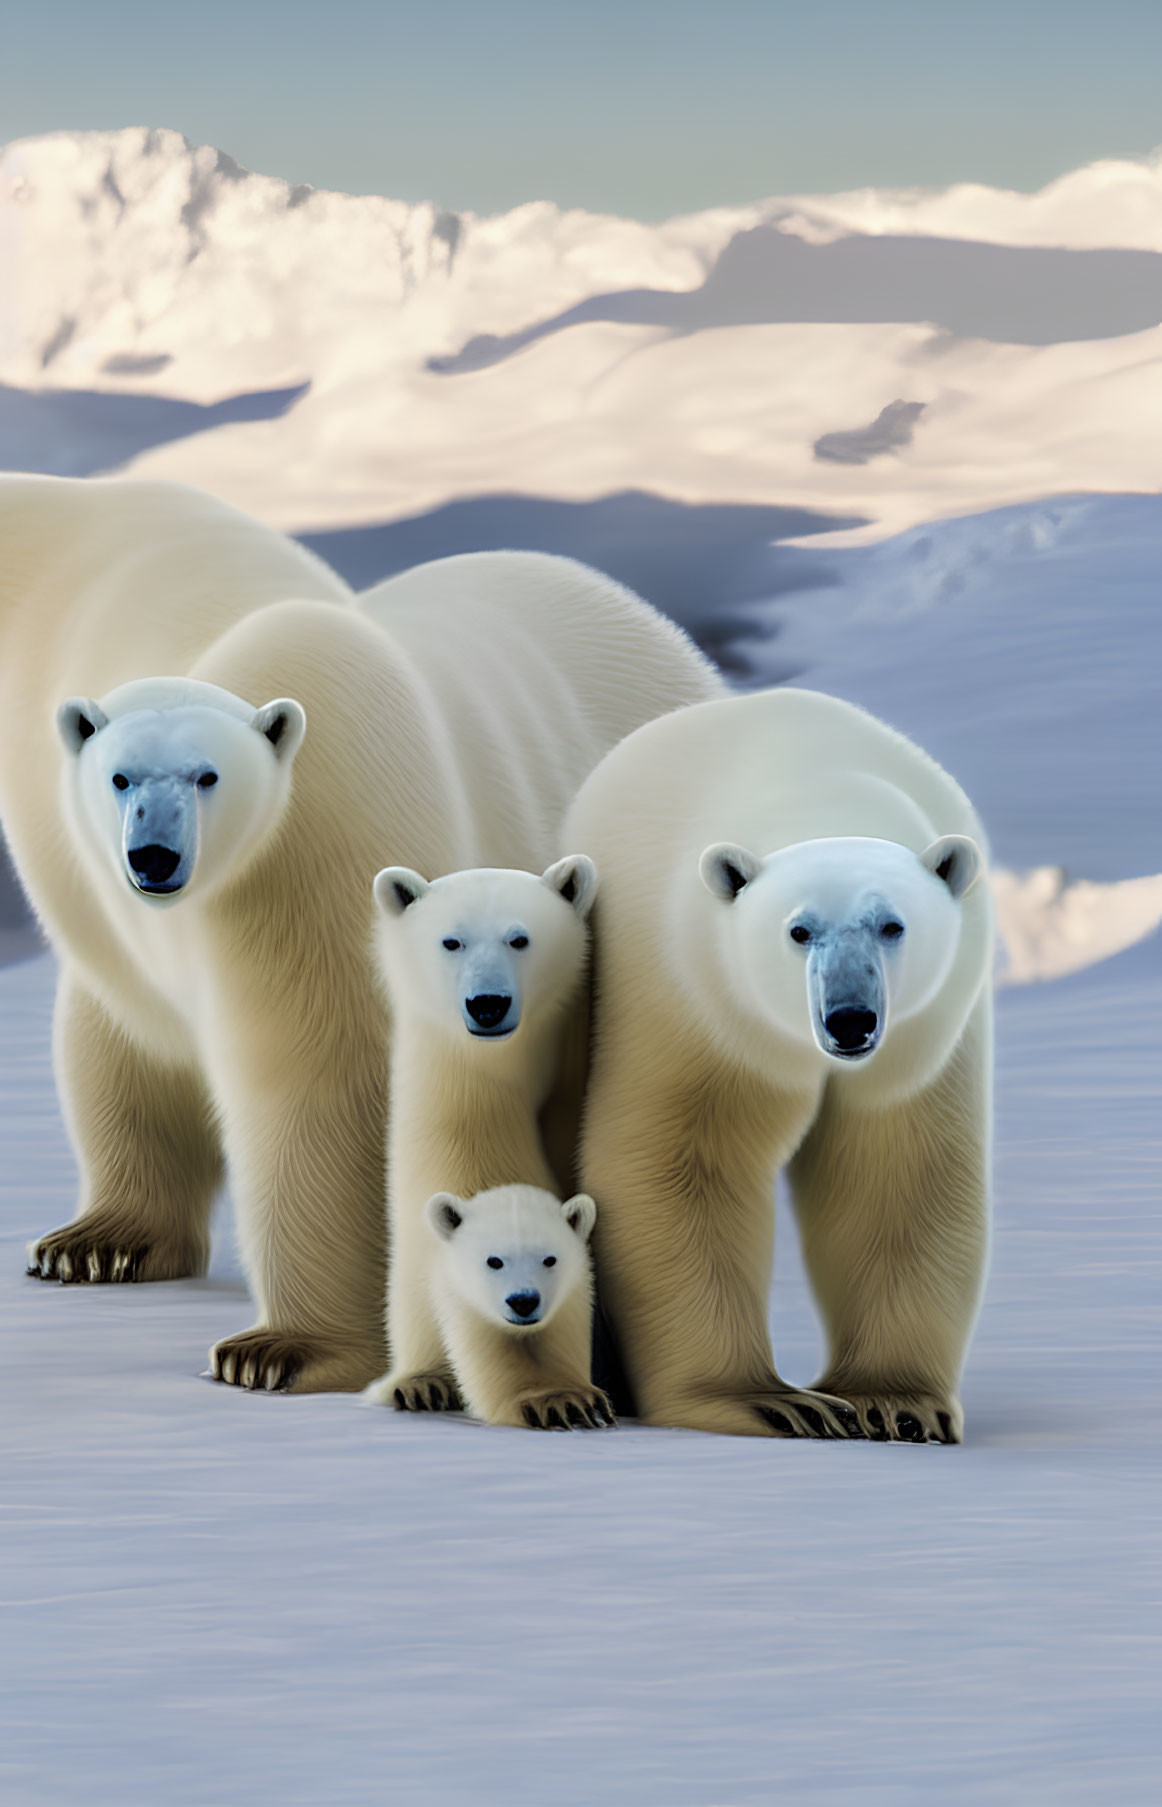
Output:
[4, 0, 1162, 218]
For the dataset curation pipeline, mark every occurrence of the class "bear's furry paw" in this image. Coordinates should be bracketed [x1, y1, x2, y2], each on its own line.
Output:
[27, 1217, 205, 1284]
[750, 1387, 866, 1440]
[837, 1393, 963, 1444]
[518, 1386, 616, 1431]
[208, 1329, 309, 1392]
[209, 1330, 386, 1394]
[367, 1371, 463, 1414]
[656, 1385, 863, 1438]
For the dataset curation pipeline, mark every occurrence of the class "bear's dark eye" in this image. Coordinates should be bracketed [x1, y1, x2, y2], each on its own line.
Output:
[197, 771, 218, 789]
[789, 924, 812, 945]
[112, 774, 130, 792]
[442, 938, 462, 952]
[881, 921, 905, 941]
[486, 1256, 503, 1270]
[509, 934, 529, 950]
[543, 1255, 557, 1268]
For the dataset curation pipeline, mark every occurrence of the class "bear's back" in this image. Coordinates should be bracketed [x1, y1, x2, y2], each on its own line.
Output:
[567, 687, 985, 884]
[357, 550, 725, 871]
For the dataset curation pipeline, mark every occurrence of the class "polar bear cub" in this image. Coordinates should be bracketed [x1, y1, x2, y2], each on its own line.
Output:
[422, 1184, 612, 1428]
[364, 857, 600, 1418]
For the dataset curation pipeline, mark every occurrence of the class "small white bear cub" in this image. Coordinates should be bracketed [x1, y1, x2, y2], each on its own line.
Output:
[424, 1183, 613, 1429]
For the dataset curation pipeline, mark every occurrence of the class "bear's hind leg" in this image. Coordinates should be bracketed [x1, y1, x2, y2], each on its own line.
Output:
[28, 970, 221, 1284]
[789, 994, 992, 1445]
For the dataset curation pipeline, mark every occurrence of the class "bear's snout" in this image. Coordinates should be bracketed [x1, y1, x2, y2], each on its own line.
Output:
[505, 1289, 541, 1322]
[823, 1006, 878, 1053]
[465, 993, 514, 1033]
[127, 844, 183, 890]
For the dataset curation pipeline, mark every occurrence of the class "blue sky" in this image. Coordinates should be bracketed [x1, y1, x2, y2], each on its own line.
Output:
[4, 0, 1161, 217]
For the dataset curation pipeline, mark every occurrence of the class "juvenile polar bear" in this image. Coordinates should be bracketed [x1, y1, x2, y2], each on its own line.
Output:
[565, 687, 993, 1444]
[365, 858, 597, 1415]
[417, 1184, 609, 1429]
[0, 474, 723, 1393]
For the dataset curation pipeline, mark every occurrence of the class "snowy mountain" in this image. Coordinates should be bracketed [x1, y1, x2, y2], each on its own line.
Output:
[4, 128, 1162, 536]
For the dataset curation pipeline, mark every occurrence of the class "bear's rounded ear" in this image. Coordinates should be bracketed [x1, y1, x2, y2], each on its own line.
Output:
[921, 835, 983, 900]
[699, 843, 760, 902]
[562, 1193, 597, 1244]
[252, 698, 307, 764]
[425, 1192, 465, 1240]
[373, 867, 429, 917]
[542, 854, 598, 919]
[57, 697, 109, 755]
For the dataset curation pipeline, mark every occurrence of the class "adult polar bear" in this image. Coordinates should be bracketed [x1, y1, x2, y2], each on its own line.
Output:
[565, 688, 993, 1443]
[0, 474, 722, 1392]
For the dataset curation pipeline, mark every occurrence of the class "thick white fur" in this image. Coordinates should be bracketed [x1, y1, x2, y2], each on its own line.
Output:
[0, 474, 723, 1393]
[399, 1184, 610, 1429]
[564, 687, 994, 1444]
[364, 860, 599, 1416]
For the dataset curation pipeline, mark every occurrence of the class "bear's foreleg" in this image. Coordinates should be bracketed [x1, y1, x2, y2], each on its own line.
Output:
[583, 1029, 860, 1439]
[789, 993, 992, 1444]
[445, 1290, 612, 1429]
[209, 1067, 389, 1393]
[28, 970, 221, 1284]
[362, 1199, 462, 1412]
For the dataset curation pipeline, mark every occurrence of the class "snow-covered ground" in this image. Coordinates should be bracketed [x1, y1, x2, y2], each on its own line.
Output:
[1, 935, 1159, 1807]
[2, 128, 1160, 1802]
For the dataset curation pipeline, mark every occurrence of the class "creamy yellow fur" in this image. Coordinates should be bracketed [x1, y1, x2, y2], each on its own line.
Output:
[0, 475, 723, 1392]
[565, 689, 994, 1442]
[378, 1041, 560, 1402]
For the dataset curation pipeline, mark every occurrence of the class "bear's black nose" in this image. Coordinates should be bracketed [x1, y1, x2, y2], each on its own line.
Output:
[506, 1290, 540, 1319]
[128, 845, 181, 886]
[466, 993, 512, 1030]
[824, 1007, 878, 1051]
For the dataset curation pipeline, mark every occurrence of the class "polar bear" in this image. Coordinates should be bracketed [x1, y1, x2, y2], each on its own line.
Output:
[364, 858, 597, 1414]
[0, 473, 723, 1393]
[405, 1184, 610, 1429]
[564, 687, 993, 1444]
